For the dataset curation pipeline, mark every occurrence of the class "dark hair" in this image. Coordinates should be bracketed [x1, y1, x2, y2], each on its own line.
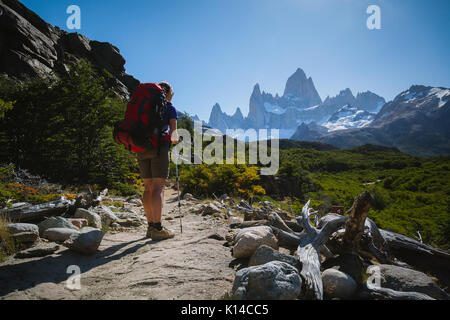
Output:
[159, 81, 173, 94]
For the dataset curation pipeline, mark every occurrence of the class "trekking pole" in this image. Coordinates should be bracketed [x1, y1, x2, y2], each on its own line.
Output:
[175, 144, 183, 234]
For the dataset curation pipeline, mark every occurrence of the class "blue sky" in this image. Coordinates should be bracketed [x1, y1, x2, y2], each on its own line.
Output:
[22, 0, 450, 121]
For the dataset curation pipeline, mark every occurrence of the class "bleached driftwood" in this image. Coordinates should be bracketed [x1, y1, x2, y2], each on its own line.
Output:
[1, 198, 73, 223]
[296, 200, 348, 300]
[268, 212, 294, 234]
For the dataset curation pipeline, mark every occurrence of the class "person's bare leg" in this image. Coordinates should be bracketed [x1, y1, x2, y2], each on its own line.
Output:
[150, 178, 165, 223]
[149, 178, 174, 240]
[142, 178, 153, 223]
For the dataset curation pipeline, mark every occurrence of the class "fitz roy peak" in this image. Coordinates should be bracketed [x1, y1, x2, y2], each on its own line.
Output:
[207, 68, 385, 137]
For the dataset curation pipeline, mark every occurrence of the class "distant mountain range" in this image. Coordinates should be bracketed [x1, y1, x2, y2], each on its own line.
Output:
[296, 85, 450, 157]
[207, 68, 450, 157]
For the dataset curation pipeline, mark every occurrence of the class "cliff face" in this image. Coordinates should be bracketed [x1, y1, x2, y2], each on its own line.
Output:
[0, 0, 139, 97]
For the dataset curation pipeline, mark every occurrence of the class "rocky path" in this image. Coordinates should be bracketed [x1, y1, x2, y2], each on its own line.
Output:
[0, 188, 236, 300]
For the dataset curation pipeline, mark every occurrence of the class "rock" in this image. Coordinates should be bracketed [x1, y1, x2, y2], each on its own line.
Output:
[128, 198, 143, 206]
[232, 226, 278, 259]
[229, 217, 244, 224]
[322, 253, 365, 285]
[182, 193, 195, 201]
[377, 264, 449, 300]
[114, 211, 144, 227]
[43, 228, 80, 242]
[15, 242, 59, 259]
[232, 261, 302, 300]
[11, 232, 39, 243]
[322, 268, 357, 299]
[201, 203, 221, 216]
[208, 233, 225, 241]
[249, 245, 301, 271]
[38, 217, 78, 236]
[7, 223, 38, 235]
[74, 208, 102, 229]
[67, 218, 88, 229]
[93, 206, 120, 226]
[110, 222, 120, 229]
[0, 0, 139, 97]
[63, 227, 104, 255]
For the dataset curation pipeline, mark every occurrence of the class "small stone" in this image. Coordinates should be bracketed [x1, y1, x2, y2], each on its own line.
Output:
[322, 268, 357, 299]
[67, 218, 88, 229]
[74, 208, 102, 229]
[201, 203, 221, 216]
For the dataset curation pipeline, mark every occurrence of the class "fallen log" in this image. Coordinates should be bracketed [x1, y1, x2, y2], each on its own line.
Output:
[268, 212, 294, 234]
[270, 226, 307, 250]
[0, 198, 73, 223]
[229, 220, 270, 229]
[356, 282, 435, 300]
[380, 229, 450, 288]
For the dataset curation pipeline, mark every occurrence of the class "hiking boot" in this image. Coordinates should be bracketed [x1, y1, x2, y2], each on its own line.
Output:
[146, 226, 154, 239]
[150, 226, 175, 241]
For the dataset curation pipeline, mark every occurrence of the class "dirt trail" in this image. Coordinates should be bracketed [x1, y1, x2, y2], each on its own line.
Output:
[0, 188, 236, 300]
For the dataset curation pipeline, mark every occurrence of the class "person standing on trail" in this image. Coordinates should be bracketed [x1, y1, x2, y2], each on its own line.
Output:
[137, 81, 179, 240]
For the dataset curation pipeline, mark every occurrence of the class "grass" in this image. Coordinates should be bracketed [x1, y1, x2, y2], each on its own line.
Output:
[0, 216, 17, 262]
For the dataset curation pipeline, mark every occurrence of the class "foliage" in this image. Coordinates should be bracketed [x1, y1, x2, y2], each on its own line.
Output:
[276, 146, 450, 249]
[0, 60, 139, 191]
[180, 164, 265, 199]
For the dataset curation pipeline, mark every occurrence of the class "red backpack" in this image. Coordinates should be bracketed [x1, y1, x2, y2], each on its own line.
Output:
[113, 83, 169, 153]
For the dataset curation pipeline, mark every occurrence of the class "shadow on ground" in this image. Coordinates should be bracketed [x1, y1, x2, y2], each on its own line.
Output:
[0, 237, 155, 296]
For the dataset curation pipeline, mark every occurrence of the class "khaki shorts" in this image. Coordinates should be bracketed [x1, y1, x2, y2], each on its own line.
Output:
[137, 148, 170, 179]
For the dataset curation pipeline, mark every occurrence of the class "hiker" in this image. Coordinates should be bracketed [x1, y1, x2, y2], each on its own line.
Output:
[137, 81, 179, 240]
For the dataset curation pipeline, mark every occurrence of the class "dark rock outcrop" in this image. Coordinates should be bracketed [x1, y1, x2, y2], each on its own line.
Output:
[0, 0, 139, 97]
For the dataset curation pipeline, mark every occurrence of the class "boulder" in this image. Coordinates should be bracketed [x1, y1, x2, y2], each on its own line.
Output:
[11, 232, 39, 243]
[232, 261, 302, 300]
[15, 242, 59, 259]
[201, 203, 221, 216]
[249, 245, 301, 271]
[38, 216, 78, 236]
[43, 228, 80, 242]
[7, 223, 38, 236]
[322, 268, 358, 299]
[74, 208, 102, 229]
[232, 226, 278, 259]
[94, 206, 120, 226]
[114, 211, 145, 227]
[63, 227, 104, 255]
[67, 218, 88, 229]
[377, 264, 449, 300]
